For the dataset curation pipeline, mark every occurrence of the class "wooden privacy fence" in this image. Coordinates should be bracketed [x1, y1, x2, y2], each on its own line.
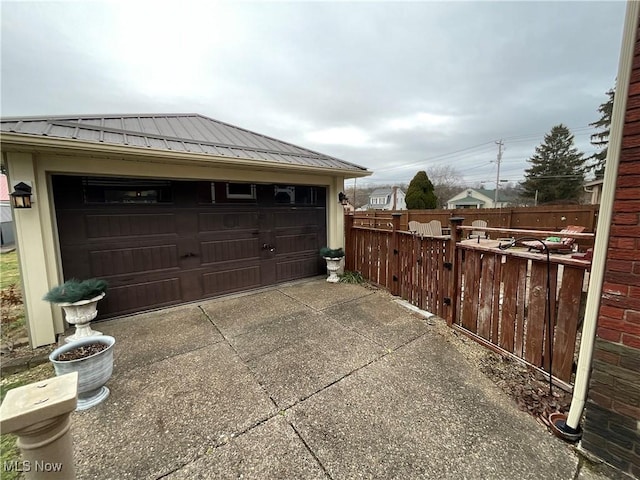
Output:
[345, 215, 453, 319]
[345, 214, 594, 387]
[352, 204, 599, 234]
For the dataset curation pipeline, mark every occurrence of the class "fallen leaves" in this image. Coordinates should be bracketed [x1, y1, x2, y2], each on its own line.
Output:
[479, 353, 571, 426]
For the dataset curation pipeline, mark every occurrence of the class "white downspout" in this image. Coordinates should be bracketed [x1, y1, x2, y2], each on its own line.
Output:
[565, 0, 639, 430]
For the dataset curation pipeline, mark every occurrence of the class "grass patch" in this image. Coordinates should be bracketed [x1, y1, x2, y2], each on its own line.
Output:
[0, 251, 20, 290]
[1, 363, 55, 480]
[1, 434, 21, 479]
[0, 250, 39, 479]
[0, 364, 54, 401]
[0, 251, 26, 347]
[1, 287, 26, 348]
[339, 270, 365, 284]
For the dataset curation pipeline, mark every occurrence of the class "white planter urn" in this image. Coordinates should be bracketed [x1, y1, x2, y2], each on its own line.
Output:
[324, 257, 343, 283]
[49, 335, 115, 410]
[59, 293, 105, 343]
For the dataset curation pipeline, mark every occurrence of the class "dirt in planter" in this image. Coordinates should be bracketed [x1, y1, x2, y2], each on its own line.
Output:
[56, 343, 107, 361]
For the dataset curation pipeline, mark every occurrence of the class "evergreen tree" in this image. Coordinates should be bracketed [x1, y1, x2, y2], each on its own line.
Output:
[520, 124, 586, 204]
[588, 87, 614, 178]
[405, 171, 438, 209]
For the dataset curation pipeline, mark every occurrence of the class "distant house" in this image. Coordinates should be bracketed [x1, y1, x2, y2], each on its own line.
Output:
[0, 174, 14, 247]
[583, 178, 604, 204]
[360, 186, 406, 210]
[342, 200, 356, 214]
[446, 188, 511, 209]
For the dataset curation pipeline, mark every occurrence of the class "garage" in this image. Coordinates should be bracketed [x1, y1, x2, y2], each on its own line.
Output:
[1, 113, 370, 346]
[53, 175, 327, 318]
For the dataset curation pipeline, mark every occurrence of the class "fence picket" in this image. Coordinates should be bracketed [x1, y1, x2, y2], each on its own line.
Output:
[478, 253, 496, 340]
[553, 267, 585, 380]
[500, 259, 518, 351]
[542, 264, 559, 373]
[525, 263, 547, 366]
[515, 260, 528, 358]
[491, 256, 502, 344]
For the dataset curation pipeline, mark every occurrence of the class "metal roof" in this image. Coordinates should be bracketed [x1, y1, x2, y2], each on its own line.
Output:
[0, 113, 369, 174]
[370, 187, 404, 196]
[452, 195, 486, 206]
[475, 188, 512, 203]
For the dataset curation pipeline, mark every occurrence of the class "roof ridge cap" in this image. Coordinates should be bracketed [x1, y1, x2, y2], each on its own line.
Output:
[0, 113, 202, 122]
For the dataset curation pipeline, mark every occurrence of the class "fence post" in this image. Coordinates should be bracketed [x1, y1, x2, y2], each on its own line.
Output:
[344, 213, 354, 271]
[390, 213, 402, 296]
[447, 216, 465, 327]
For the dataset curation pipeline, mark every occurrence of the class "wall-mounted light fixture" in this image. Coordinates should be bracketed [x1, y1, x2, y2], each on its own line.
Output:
[10, 182, 33, 209]
[338, 192, 348, 205]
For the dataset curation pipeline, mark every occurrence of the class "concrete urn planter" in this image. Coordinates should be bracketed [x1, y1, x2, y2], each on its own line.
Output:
[324, 257, 343, 283]
[58, 293, 105, 343]
[49, 335, 115, 411]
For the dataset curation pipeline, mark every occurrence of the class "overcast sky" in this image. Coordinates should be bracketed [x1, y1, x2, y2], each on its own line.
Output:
[1, 1, 627, 189]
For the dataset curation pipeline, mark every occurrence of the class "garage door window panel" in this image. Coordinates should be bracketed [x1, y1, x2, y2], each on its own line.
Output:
[225, 183, 256, 200]
[273, 185, 323, 205]
[82, 178, 173, 204]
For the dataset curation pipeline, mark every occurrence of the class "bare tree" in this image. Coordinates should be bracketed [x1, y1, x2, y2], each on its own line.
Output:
[426, 165, 466, 208]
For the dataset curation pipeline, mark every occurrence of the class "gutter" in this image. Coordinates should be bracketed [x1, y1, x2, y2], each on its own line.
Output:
[562, 0, 639, 433]
[0, 133, 373, 179]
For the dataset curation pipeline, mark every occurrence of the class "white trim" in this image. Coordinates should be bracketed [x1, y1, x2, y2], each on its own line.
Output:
[225, 182, 256, 200]
[566, 0, 639, 431]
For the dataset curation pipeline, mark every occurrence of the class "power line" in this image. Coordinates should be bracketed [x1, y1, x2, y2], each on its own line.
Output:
[375, 143, 496, 172]
[524, 174, 585, 179]
[502, 125, 592, 142]
[373, 128, 595, 174]
[494, 139, 504, 203]
[505, 132, 592, 145]
[348, 124, 598, 186]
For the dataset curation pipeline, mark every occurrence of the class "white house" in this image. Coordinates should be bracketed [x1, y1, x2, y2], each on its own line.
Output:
[361, 186, 406, 210]
[446, 188, 510, 209]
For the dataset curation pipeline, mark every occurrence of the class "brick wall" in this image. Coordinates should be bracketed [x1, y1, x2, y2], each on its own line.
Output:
[581, 23, 640, 478]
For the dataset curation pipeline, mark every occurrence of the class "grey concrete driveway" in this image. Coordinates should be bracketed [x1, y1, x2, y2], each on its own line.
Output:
[70, 278, 601, 479]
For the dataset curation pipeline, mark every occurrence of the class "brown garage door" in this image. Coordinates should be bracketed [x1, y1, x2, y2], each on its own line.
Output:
[52, 176, 327, 318]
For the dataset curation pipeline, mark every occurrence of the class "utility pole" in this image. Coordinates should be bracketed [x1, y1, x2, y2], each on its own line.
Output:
[494, 140, 504, 205]
[353, 178, 357, 208]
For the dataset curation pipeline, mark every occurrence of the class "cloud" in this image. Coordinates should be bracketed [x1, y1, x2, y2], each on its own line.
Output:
[385, 112, 457, 132]
[0, 1, 626, 187]
[305, 126, 393, 149]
